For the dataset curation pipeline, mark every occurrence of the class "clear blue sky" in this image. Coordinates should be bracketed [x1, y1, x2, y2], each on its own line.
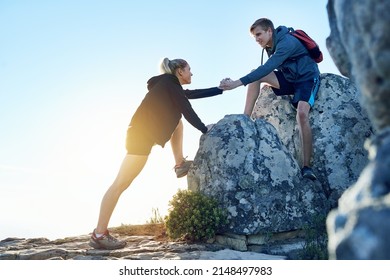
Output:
[0, 0, 339, 240]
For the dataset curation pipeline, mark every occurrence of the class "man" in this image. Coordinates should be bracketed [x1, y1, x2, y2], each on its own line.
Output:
[220, 18, 320, 180]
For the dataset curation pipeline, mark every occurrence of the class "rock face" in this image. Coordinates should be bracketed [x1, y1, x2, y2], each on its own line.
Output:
[326, 0, 390, 132]
[188, 73, 372, 240]
[188, 115, 329, 236]
[251, 73, 372, 205]
[325, 0, 390, 259]
[327, 137, 390, 259]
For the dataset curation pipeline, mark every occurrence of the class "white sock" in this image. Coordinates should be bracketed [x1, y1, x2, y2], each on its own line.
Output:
[94, 231, 104, 238]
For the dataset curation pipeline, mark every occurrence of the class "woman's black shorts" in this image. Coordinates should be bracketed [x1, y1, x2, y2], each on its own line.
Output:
[125, 126, 155, 156]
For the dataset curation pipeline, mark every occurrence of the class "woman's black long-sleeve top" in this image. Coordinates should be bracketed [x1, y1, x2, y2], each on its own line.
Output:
[129, 74, 223, 147]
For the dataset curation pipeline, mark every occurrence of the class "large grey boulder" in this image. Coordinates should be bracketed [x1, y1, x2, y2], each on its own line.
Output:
[251, 73, 373, 206]
[188, 114, 329, 235]
[325, 0, 390, 259]
[188, 72, 372, 238]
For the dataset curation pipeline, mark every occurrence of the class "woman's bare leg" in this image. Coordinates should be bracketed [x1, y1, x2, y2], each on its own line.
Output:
[95, 154, 148, 234]
[170, 119, 185, 166]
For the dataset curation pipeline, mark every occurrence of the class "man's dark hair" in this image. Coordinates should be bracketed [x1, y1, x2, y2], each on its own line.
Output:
[250, 18, 274, 34]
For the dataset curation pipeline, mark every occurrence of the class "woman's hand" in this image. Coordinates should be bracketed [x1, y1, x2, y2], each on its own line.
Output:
[206, 124, 215, 133]
[219, 78, 242, 90]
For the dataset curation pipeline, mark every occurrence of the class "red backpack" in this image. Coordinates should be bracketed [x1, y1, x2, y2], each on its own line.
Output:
[289, 28, 323, 63]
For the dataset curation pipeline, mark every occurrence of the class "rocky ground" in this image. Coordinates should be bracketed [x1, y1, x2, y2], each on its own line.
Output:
[0, 224, 286, 260]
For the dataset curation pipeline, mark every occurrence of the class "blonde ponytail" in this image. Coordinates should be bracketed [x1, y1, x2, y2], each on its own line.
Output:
[159, 57, 188, 75]
[160, 57, 172, 74]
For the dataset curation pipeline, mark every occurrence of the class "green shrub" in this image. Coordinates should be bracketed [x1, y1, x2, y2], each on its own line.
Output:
[165, 189, 227, 241]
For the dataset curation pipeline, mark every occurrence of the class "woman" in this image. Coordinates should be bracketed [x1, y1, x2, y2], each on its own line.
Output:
[89, 58, 224, 250]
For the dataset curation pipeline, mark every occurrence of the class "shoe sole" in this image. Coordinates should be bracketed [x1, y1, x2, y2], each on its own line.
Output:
[175, 162, 193, 178]
[88, 239, 126, 250]
[176, 171, 189, 178]
[303, 174, 317, 180]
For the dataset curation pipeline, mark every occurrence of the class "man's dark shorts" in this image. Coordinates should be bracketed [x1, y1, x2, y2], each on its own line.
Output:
[126, 126, 155, 156]
[271, 71, 320, 108]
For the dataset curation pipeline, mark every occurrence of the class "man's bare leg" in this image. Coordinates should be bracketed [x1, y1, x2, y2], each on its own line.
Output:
[243, 71, 280, 116]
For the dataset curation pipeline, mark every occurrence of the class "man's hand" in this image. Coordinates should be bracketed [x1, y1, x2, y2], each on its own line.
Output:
[219, 78, 243, 90]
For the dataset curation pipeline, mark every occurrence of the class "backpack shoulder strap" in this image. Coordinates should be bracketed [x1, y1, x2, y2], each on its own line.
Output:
[261, 48, 266, 65]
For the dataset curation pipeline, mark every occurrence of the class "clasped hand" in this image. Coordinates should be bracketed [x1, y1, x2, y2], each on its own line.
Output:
[219, 78, 238, 90]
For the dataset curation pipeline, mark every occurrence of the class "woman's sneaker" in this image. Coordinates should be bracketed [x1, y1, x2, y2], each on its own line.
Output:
[89, 229, 126, 250]
[174, 158, 193, 178]
[301, 166, 317, 181]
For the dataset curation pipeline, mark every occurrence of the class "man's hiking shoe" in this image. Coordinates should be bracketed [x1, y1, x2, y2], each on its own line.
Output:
[89, 229, 126, 250]
[301, 166, 317, 181]
[174, 159, 193, 178]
